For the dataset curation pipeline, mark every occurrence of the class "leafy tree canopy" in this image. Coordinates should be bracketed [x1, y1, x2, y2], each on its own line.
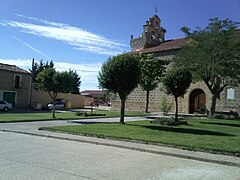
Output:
[162, 68, 192, 121]
[63, 69, 81, 94]
[98, 53, 141, 123]
[98, 53, 140, 100]
[175, 17, 240, 116]
[36, 68, 75, 118]
[31, 60, 54, 82]
[139, 53, 167, 112]
[139, 54, 167, 91]
[32, 60, 81, 94]
[163, 68, 192, 98]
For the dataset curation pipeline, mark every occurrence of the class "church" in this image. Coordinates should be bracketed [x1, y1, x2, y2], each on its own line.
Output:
[111, 15, 240, 115]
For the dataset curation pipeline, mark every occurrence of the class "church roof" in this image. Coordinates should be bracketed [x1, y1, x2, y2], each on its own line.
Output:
[133, 37, 190, 54]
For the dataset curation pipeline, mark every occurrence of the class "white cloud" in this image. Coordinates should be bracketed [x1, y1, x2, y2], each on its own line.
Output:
[0, 58, 101, 90]
[1, 15, 128, 55]
[0, 59, 32, 70]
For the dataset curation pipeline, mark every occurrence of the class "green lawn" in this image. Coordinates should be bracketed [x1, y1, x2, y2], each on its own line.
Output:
[40, 118, 240, 155]
[0, 110, 144, 123]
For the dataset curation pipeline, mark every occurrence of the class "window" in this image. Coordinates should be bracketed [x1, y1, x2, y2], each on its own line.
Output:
[227, 88, 235, 99]
[0, 101, 5, 104]
[14, 74, 22, 88]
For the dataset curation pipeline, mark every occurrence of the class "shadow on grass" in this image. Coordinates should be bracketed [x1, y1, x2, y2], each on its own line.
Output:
[0, 109, 52, 114]
[70, 121, 111, 125]
[200, 122, 240, 128]
[128, 124, 233, 136]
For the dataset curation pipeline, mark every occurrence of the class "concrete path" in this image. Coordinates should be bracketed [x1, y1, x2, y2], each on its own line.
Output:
[1, 131, 240, 180]
[1, 117, 240, 169]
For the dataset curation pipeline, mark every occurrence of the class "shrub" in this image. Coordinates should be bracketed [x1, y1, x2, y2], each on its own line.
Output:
[161, 97, 172, 116]
[84, 113, 106, 117]
[151, 117, 187, 126]
[76, 112, 84, 116]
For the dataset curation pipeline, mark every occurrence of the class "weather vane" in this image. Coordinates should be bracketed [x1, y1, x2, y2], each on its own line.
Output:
[154, 7, 158, 15]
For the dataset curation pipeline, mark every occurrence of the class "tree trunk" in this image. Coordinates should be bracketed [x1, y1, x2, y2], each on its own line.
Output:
[210, 94, 218, 117]
[145, 90, 150, 113]
[52, 98, 56, 118]
[120, 98, 126, 124]
[48, 92, 57, 119]
[174, 96, 178, 122]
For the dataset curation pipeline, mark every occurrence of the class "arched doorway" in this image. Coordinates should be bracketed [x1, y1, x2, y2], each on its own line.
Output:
[189, 89, 206, 114]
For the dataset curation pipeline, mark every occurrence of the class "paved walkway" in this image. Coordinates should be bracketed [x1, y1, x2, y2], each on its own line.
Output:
[0, 117, 240, 168]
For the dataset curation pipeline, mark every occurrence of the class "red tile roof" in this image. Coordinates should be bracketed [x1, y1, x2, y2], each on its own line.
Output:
[132, 37, 190, 54]
[0, 63, 30, 74]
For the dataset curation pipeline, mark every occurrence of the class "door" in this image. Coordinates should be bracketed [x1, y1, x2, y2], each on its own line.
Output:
[3, 92, 16, 107]
[189, 89, 206, 114]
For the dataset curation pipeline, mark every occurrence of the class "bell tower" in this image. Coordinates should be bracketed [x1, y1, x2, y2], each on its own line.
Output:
[130, 15, 166, 52]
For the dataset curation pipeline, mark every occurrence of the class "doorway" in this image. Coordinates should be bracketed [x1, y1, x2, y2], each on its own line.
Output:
[189, 89, 206, 114]
[3, 92, 16, 107]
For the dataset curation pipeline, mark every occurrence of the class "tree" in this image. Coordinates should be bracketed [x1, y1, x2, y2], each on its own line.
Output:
[175, 18, 240, 116]
[99, 90, 109, 104]
[31, 60, 54, 85]
[36, 68, 74, 118]
[162, 68, 192, 121]
[139, 54, 167, 113]
[62, 69, 81, 94]
[98, 53, 141, 123]
[32, 60, 81, 94]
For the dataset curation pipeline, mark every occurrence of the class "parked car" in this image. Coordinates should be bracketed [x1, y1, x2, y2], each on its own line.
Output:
[47, 99, 66, 110]
[0, 100, 13, 112]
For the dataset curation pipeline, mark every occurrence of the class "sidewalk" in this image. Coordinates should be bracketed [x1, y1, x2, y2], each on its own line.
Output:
[1, 117, 240, 168]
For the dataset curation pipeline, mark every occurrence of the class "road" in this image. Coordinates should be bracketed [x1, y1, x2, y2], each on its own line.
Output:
[0, 117, 145, 134]
[1, 131, 239, 180]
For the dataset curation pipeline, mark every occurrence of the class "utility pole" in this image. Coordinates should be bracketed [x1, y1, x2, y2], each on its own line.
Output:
[29, 58, 35, 108]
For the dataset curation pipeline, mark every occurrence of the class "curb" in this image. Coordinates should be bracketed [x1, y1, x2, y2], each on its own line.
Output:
[1, 129, 240, 168]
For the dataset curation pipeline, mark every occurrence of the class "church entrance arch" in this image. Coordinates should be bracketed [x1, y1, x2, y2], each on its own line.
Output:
[189, 89, 206, 114]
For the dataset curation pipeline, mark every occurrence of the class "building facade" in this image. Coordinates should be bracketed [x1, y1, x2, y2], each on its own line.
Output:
[0, 63, 32, 108]
[111, 15, 240, 114]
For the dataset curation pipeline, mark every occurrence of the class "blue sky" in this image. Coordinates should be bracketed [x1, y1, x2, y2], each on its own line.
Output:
[0, 0, 239, 91]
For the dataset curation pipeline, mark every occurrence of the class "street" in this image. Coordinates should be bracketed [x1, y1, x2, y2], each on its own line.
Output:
[0, 131, 239, 180]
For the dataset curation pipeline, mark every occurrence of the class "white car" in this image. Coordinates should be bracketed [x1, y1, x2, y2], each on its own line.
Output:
[0, 100, 13, 112]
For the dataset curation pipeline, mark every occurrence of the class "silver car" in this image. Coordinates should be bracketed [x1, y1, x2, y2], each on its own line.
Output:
[47, 99, 65, 110]
[0, 100, 13, 112]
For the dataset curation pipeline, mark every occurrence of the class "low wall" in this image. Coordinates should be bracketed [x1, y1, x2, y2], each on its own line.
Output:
[31, 90, 85, 109]
[84, 96, 94, 106]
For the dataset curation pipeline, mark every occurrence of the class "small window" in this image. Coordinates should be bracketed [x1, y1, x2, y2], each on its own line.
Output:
[14, 75, 22, 88]
[227, 88, 235, 99]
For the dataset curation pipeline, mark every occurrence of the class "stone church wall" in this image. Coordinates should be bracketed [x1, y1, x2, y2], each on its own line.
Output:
[111, 81, 240, 114]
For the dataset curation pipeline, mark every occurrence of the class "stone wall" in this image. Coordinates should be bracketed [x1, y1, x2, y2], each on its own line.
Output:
[216, 86, 240, 113]
[111, 82, 240, 114]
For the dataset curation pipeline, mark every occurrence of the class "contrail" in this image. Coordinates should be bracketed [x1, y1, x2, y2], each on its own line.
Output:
[12, 36, 50, 59]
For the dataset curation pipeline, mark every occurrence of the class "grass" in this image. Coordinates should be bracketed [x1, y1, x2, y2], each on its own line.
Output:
[40, 118, 240, 155]
[0, 110, 144, 123]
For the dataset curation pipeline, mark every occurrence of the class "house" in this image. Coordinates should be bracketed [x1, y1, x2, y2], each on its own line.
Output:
[111, 15, 240, 114]
[0, 63, 32, 108]
[81, 90, 110, 105]
[0, 63, 86, 109]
